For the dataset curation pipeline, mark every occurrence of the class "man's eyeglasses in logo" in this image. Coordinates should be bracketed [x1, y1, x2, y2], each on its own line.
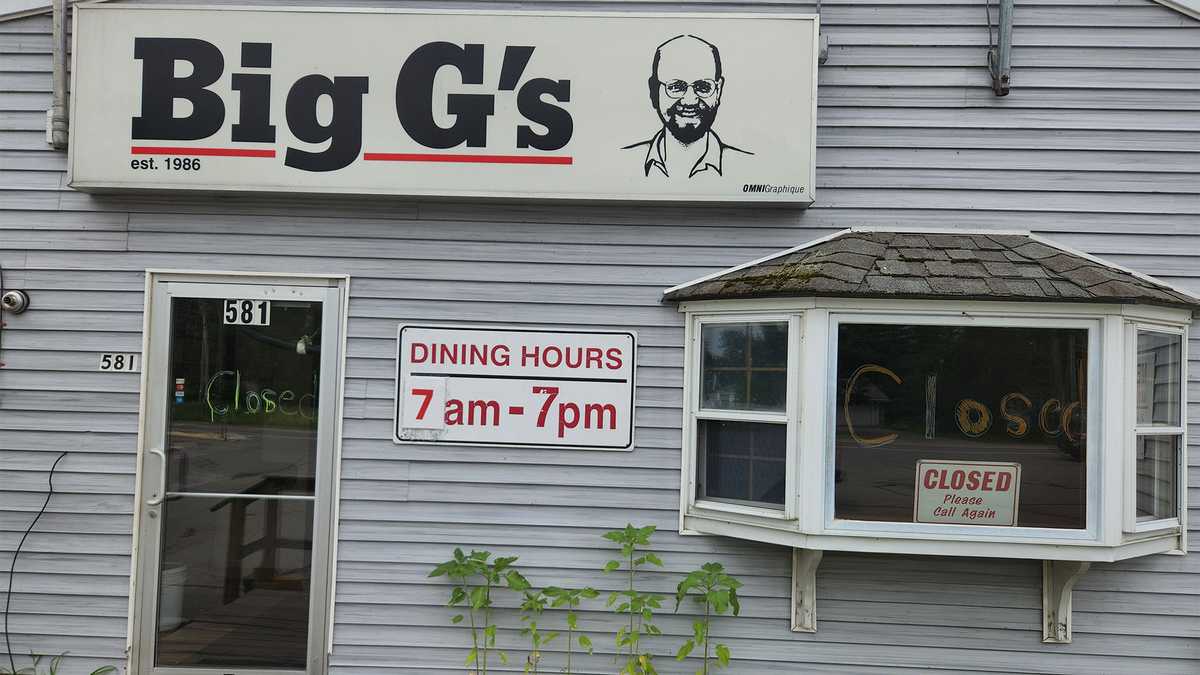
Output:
[658, 78, 718, 100]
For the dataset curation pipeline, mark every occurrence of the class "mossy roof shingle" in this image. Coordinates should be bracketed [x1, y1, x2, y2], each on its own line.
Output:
[663, 230, 1200, 311]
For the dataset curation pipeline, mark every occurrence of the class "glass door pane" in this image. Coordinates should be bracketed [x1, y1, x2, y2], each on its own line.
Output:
[155, 296, 322, 669]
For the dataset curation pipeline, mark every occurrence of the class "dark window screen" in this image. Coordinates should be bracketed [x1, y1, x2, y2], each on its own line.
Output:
[835, 324, 1088, 529]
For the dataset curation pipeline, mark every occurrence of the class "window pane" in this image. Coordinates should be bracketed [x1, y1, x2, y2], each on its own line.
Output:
[702, 370, 747, 409]
[749, 371, 787, 410]
[701, 321, 788, 412]
[1137, 332, 1182, 427]
[702, 324, 748, 368]
[697, 420, 785, 507]
[167, 298, 321, 495]
[156, 496, 313, 668]
[1136, 435, 1179, 521]
[835, 324, 1088, 529]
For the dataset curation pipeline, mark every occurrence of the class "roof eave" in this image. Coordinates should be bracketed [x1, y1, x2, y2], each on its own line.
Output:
[667, 288, 1199, 313]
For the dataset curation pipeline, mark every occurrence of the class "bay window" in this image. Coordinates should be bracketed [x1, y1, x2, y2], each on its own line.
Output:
[677, 299, 1190, 562]
[668, 229, 1197, 638]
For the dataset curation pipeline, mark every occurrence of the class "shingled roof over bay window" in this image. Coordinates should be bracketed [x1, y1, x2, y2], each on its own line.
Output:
[663, 229, 1200, 311]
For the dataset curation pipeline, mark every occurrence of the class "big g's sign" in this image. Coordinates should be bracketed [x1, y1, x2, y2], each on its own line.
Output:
[68, 6, 818, 203]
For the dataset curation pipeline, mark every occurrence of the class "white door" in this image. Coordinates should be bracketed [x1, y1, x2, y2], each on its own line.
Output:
[133, 276, 343, 675]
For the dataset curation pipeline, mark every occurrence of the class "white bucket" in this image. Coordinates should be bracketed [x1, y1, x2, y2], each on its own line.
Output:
[158, 563, 188, 632]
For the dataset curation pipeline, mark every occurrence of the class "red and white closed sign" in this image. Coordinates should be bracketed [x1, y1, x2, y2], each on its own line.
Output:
[913, 460, 1021, 526]
[394, 325, 636, 450]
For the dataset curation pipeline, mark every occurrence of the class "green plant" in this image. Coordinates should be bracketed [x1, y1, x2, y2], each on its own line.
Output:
[0, 652, 116, 675]
[602, 524, 664, 675]
[543, 585, 598, 674]
[518, 590, 558, 674]
[429, 548, 530, 674]
[674, 562, 742, 674]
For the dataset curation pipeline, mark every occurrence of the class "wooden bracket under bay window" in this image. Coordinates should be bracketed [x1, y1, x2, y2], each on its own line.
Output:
[1042, 560, 1091, 643]
[791, 548, 823, 633]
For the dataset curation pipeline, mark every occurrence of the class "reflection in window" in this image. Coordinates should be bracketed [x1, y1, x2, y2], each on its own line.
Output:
[701, 322, 788, 411]
[1136, 436, 1178, 521]
[834, 324, 1088, 529]
[1134, 331, 1183, 522]
[1136, 332, 1181, 427]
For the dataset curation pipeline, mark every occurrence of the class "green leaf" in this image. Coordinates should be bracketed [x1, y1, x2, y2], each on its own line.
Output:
[581, 587, 600, 599]
[729, 587, 741, 617]
[89, 669, 118, 675]
[675, 639, 695, 661]
[499, 650, 509, 664]
[579, 634, 593, 653]
[644, 552, 663, 567]
[494, 555, 519, 572]
[506, 569, 531, 591]
[448, 586, 466, 606]
[451, 614, 464, 624]
[470, 585, 488, 609]
[543, 631, 560, 644]
[716, 644, 731, 666]
[566, 611, 578, 630]
[465, 647, 478, 666]
[429, 560, 455, 577]
[603, 560, 621, 573]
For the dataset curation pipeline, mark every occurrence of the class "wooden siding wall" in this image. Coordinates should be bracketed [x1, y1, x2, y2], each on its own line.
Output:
[1, 1, 1198, 673]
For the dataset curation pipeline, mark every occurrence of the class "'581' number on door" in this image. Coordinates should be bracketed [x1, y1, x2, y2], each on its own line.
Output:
[223, 299, 271, 326]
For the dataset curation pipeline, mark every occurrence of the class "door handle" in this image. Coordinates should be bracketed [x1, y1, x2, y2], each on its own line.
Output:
[145, 446, 166, 507]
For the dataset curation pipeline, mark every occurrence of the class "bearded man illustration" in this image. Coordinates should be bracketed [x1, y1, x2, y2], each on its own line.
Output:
[623, 34, 751, 178]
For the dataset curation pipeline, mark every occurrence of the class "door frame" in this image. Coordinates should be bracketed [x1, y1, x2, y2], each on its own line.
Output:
[127, 270, 350, 675]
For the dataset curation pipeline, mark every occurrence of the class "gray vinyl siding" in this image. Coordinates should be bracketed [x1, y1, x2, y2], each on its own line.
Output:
[1, 1, 1198, 673]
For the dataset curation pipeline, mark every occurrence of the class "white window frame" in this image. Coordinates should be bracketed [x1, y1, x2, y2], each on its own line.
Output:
[677, 297, 1191, 562]
[1124, 321, 1188, 535]
[681, 312, 802, 526]
[822, 310, 1103, 543]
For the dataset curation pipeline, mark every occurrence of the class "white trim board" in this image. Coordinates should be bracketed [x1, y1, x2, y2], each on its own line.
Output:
[4, 0, 1195, 23]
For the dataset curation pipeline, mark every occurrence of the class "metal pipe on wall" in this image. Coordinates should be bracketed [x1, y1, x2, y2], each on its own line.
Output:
[49, 0, 68, 149]
[989, 0, 1014, 96]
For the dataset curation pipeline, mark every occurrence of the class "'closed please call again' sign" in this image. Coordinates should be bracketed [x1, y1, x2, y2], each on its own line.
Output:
[913, 460, 1021, 526]
[394, 325, 636, 450]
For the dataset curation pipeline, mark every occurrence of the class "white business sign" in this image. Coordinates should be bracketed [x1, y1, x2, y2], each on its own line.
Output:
[913, 460, 1022, 526]
[394, 325, 636, 450]
[68, 6, 817, 204]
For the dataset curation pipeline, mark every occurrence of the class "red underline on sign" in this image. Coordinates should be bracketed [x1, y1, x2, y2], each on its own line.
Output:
[362, 152, 573, 165]
[131, 146, 277, 158]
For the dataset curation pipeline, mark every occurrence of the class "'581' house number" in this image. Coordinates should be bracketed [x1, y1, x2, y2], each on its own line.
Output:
[223, 299, 271, 326]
